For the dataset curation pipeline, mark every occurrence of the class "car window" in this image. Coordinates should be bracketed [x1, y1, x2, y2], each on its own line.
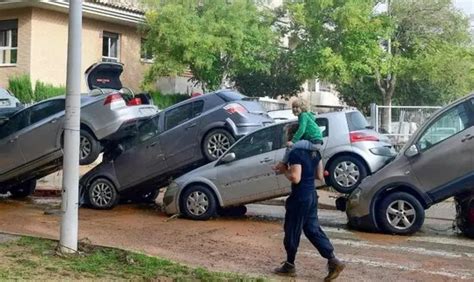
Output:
[164, 103, 193, 131]
[418, 103, 470, 151]
[29, 100, 65, 124]
[137, 116, 159, 143]
[316, 118, 329, 137]
[230, 126, 278, 161]
[192, 100, 204, 118]
[346, 111, 369, 131]
[0, 109, 30, 139]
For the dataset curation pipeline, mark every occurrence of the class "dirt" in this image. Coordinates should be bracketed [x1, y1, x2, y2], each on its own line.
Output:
[0, 198, 472, 281]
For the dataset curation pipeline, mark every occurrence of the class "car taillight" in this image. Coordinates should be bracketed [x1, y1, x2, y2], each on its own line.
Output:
[103, 93, 123, 105]
[350, 131, 379, 143]
[224, 103, 247, 114]
[127, 97, 142, 106]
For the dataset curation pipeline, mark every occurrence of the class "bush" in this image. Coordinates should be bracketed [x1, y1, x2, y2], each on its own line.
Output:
[8, 75, 34, 103]
[34, 81, 66, 101]
[149, 91, 189, 109]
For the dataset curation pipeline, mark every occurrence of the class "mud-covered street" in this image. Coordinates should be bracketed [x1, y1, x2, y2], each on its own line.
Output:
[0, 196, 473, 281]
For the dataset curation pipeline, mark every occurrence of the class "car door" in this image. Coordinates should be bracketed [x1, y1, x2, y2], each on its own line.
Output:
[409, 100, 473, 199]
[0, 109, 30, 175]
[159, 101, 204, 170]
[114, 115, 167, 189]
[18, 100, 65, 164]
[215, 125, 280, 204]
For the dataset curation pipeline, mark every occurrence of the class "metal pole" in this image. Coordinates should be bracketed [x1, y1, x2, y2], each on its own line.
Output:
[60, 0, 82, 253]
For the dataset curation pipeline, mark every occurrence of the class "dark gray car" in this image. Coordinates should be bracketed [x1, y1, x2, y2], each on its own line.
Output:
[80, 90, 274, 209]
[341, 93, 474, 235]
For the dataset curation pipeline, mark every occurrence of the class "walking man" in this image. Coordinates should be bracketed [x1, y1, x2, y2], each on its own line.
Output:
[273, 143, 345, 281]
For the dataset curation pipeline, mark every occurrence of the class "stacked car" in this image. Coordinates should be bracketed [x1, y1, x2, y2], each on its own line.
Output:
[0, 62, 157, 198]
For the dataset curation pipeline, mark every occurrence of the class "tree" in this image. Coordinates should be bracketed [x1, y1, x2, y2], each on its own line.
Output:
[232, 50, 305, 99]
[142, 0, 279, 92]
[285, 0, 472, 128]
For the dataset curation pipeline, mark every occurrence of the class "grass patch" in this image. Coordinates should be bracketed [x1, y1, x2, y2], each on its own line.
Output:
[0, 236, 263, 281]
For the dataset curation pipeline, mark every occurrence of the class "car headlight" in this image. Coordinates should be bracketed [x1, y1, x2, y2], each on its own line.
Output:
[369, 146, 396, 157]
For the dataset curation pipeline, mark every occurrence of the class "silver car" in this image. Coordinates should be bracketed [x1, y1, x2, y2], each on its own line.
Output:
[342, 94, 474, 235]
[266, 109, 395, 193]
[0, 63, 157, 198]
[0, 88, 23, 118]
[163, 115, 395, 220]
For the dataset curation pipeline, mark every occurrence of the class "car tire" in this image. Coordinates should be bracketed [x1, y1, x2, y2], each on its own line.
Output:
[87, 178, 119, 209]
[180, 185, 217, 220]
[328, 155, 367, 194]
[376, 192, 425, 235]
[202, 129, 235, 161]
[218, 205, 247, 217]
[9, 179, 36, 198]
[80, 129, 101, 166]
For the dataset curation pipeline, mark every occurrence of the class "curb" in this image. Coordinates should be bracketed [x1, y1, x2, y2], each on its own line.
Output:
[260, 198, 336, 210]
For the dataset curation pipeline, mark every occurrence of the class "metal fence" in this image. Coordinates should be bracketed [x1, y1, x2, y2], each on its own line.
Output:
[370, 104, 442, 149]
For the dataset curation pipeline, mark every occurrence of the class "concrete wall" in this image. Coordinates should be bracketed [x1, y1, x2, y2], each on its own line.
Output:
[27, 7, 149, 92]
[0, 8, 32, 89]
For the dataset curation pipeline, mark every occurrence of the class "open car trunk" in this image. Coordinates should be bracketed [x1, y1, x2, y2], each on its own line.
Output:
[84, 62, 123, 91]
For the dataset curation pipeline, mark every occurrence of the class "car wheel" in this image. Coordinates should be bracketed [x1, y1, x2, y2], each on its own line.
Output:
[180, 185, 217, 220]
[87, 178, 119, 209]
[80, 129, 101, 165]
[328, 155, 367, 194]
[218, 205, 247, 217]
[202, 129, 235, 161]
[376, 192, 424, 235]
[9, 179, 36, 198]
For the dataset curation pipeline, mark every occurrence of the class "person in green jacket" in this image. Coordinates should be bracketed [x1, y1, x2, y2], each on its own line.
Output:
[274, 98, 324, 174]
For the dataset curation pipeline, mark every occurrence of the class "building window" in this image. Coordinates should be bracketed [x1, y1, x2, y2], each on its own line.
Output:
[102, 31, 119, 62]
[140, 38, 153, 62]
[0, 19, 18, 66]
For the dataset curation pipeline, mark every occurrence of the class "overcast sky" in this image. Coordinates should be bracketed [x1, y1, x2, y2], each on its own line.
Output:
[454, 0, 474, 15]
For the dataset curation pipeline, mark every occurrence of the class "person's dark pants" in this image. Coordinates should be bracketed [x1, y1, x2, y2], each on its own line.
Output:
[283, 191, 335, 264]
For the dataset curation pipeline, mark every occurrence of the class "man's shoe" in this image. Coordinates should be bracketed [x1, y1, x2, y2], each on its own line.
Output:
[274, 261, 296, 277]
[324, 258, 345, 281]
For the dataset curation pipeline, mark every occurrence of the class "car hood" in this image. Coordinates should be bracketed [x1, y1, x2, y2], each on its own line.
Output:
[84, 62, 123, 91]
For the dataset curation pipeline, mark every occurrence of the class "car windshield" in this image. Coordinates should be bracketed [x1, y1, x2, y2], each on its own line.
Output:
[346, 111, 369, 132]
[216, 91, 246, 102]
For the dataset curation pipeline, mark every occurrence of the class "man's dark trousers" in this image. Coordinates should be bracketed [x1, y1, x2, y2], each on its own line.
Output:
[283, 191, 335, 264]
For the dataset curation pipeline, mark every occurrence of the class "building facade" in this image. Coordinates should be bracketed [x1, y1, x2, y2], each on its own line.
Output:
[0, 0, 150, 93]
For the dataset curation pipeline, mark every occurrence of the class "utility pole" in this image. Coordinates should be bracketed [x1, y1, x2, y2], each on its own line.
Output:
[60, 0, 82, 254]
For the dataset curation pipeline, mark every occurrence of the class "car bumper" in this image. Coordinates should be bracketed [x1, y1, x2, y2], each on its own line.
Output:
[163, 182, 180, 215]
[344, 188, 379, 232]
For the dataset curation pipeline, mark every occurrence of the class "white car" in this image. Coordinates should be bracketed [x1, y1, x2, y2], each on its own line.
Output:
[0, 88, 23, 118]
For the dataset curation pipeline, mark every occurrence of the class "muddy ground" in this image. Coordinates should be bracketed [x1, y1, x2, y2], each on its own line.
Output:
[0, 197, 473, 281]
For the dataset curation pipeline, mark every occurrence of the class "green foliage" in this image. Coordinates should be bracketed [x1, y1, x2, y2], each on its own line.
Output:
[0, 236, 261, 280]
[149, 91, 189, 109]
[142, 0, 279, 91]
[233, 50, 304, 99]
[7, 75, 34, 103]
[34, 81, 66, 101]
[286, 0, 473, 110]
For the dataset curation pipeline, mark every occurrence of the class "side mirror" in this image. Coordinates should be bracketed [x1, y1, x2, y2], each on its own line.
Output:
[221, 152, 236, 163]
[405, 144, 419, 158]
